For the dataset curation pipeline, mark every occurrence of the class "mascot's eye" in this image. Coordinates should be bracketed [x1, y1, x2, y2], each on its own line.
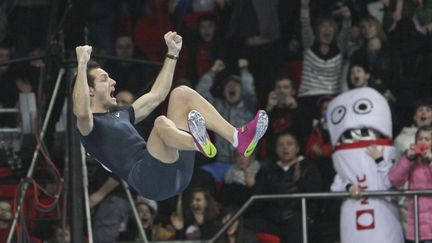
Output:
[353, 99, 373, 114]
[330, 106, 346, 124]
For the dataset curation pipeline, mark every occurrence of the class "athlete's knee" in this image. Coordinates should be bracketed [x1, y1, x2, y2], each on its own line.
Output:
[170, 85, 195, 103]
[154, 115, 177, 138]
[154, 115, 170, 131]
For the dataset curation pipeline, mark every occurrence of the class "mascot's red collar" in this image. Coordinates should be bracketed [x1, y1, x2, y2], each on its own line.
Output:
[335, 139, 393, 151]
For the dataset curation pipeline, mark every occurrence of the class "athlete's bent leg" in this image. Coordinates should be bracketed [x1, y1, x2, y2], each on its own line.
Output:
[147, 115, 195, 163]
[167, 85, 236, 144]
[166, 86, 268, 157]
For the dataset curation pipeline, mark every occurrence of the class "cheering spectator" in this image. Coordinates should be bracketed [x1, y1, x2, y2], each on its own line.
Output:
[196, 59, 257, 180]
[170, 188, 221, 240]
[298, 0, 351, 127]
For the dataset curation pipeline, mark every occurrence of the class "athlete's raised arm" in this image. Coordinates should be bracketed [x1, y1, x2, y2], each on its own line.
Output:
[73, 45, 94, 135]
[132, 31, 182, 124]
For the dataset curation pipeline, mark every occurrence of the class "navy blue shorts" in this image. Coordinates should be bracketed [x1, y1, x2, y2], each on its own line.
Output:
[127, 150, 195, 201]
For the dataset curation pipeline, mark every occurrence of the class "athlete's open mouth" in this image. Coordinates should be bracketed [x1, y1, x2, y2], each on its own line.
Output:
[110, 89, 115, 98]
[336, 128, 384, 145]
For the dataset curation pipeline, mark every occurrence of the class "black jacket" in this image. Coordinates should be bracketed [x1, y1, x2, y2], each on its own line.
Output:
[253, 158, 322, 224]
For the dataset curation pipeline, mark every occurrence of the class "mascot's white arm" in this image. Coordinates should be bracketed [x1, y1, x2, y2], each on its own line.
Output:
[331, 173, 350, 192]
[376, 157, 393, 190]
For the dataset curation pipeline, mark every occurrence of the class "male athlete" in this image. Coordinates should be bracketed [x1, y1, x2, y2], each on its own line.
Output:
[73, 31, 268, 200]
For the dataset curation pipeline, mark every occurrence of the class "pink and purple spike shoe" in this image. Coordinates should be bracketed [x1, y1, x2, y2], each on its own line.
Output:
[236, 110, 269, 157]
[187, 110, 217, 158]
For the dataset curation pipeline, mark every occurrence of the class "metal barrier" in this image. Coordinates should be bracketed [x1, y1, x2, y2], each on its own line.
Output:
[140, 190, 432, 243]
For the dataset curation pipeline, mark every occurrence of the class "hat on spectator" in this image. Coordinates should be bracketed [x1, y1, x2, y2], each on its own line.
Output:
[221, 75, 242, 87]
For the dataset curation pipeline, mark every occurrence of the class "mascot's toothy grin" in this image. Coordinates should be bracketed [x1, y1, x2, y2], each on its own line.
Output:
[337, 128, 384, 145]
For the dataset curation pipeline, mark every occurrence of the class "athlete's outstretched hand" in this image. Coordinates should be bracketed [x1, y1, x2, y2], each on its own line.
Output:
[76, 45, 92, 65]
[164, 31, 182, 57]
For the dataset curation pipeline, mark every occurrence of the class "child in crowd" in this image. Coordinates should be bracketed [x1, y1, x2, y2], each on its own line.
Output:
[349, 62, 396, 103]
[389, 126, 432, 243]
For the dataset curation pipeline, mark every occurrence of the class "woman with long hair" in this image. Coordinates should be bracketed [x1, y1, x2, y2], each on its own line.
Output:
[170, 187, 221, 240]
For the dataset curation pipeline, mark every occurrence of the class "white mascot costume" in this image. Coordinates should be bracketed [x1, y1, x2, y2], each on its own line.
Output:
[327, 87, 404, 243]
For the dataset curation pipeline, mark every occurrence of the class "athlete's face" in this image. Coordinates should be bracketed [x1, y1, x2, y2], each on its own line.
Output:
[89, 68, 117, 109]
[276, 134, 299, 163]
[190, 192, 207, 213]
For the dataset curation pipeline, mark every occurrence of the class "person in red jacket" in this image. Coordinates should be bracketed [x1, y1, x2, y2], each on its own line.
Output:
[306, 96, 334, 190]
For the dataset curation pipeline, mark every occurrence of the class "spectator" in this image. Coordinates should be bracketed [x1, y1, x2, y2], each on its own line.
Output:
[298, 0, 352, 127]
[46, 225, 71, 243]
[196, 59, 257, 180]
[0, 200, 41, 242]
[170, 188, 221, 240]
[264, 75, 305, 151]
[305, 96, 341, 242]
[395, 98, 432, 160]
[393, 98, 432, 234]
[216, 206, 259, 243]
[226, 0, 283, 93]
[119, 196, 177, 241]
[187, 13, 225, 85]
[250, 131, 322, 243]
[0, 200, 13, 242]
[218, 151, 260, 207]
[351, 15, 405, 130]
[116, 90, 135, 107]
[350, 15, 402, 103]
[104, 34, 153, 97]
[90, 162, 132, 243]
[15, 47, 46, 96]
[305, 96, 334, 190]
[348, 62, 397, 104]
[389, 125, 432, 243]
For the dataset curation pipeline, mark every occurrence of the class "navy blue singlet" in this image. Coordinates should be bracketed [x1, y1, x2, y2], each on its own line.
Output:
[80, 106, 195, 200]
